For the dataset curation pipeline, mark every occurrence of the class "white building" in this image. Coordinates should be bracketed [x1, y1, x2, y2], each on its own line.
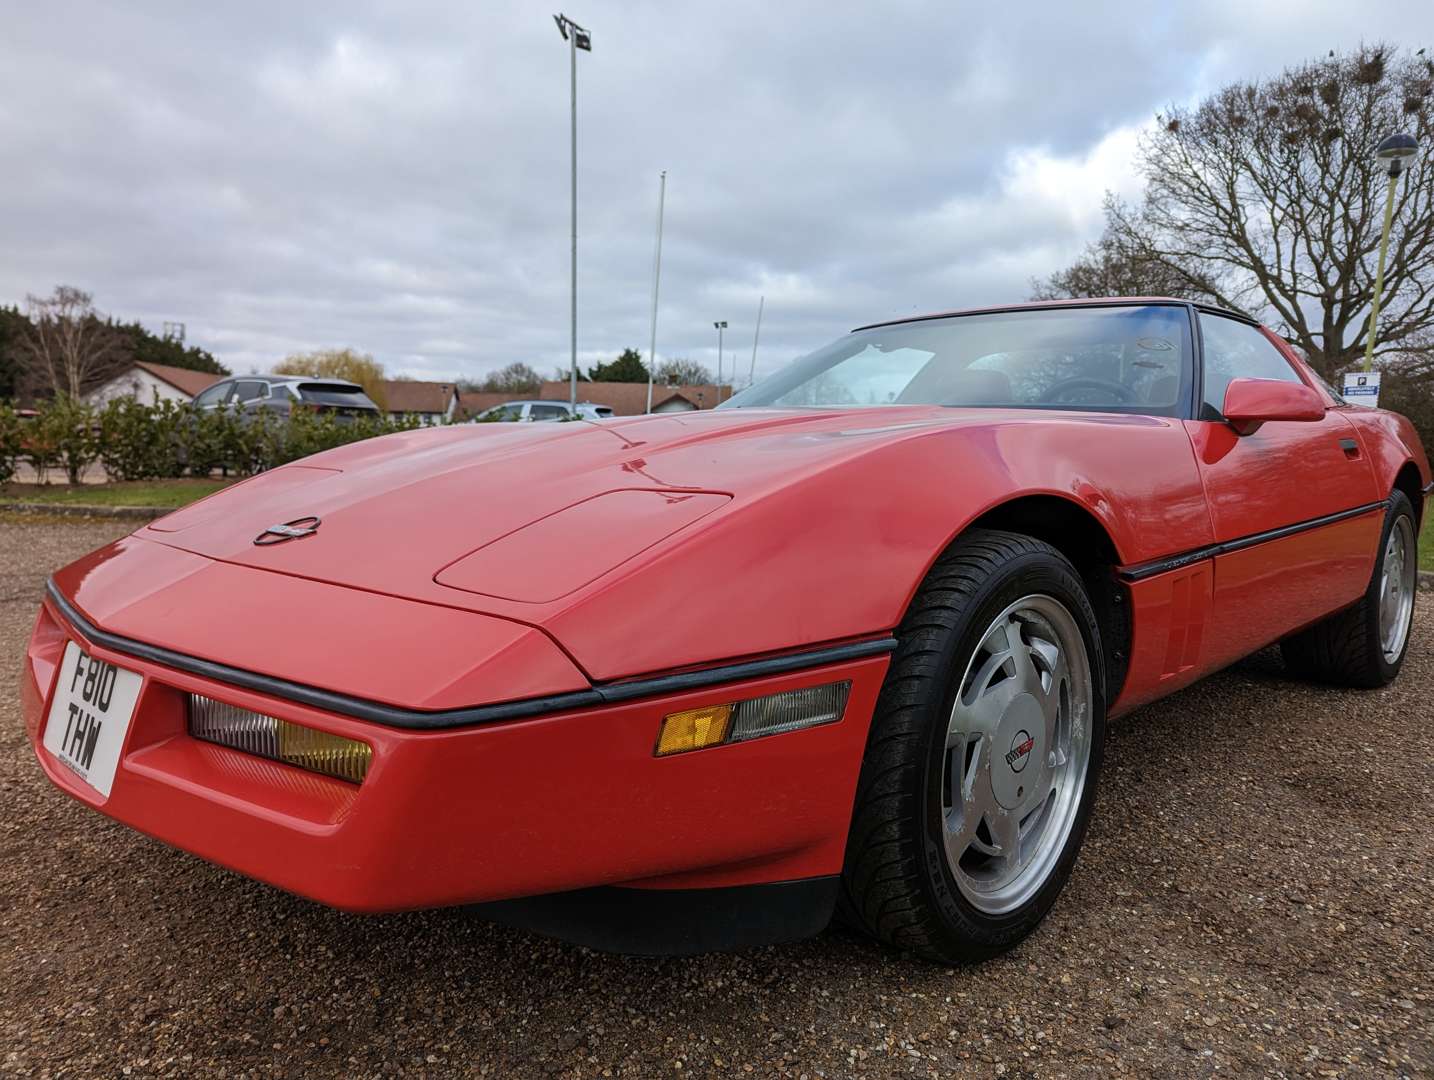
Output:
[86, 361, 223, 406]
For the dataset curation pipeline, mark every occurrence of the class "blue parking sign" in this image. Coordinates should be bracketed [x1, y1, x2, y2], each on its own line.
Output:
[1341, 371, 1381, 408]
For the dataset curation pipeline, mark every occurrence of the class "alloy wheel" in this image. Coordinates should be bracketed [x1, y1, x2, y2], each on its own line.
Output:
[1379, 515, 1417, 664]
[940, 594, 1094, 916]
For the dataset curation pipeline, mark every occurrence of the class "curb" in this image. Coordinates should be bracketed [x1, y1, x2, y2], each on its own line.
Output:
[1422, 571, 1434, 592]
[0, 501, 169, 522]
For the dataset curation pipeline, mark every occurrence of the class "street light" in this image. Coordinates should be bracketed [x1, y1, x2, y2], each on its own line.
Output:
[1363, 132, 1419, 372]
[713, 321, 727, 406]
[554, 13, 592, 409]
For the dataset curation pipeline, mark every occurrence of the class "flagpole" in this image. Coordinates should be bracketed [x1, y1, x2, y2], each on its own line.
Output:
[748, 295, 764, 387]
[645, 171, 667, 413]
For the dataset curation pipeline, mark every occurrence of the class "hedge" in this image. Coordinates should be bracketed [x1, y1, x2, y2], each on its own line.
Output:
[0, 397, 429, 484]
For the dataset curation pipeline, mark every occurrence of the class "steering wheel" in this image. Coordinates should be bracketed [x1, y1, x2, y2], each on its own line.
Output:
[1040, 377, 1135, 405]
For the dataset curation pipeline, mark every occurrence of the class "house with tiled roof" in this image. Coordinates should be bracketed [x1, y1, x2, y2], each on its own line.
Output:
[85, 360, 224, 406]
[380, 379, 459, 424]
[535, 381, 732, 415]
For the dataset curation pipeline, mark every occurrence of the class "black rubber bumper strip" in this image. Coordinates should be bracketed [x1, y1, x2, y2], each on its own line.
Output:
[44, 580, 896, 731]
[1118, 501, 1385, 582]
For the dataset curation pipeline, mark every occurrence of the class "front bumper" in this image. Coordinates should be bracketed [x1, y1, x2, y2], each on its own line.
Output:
[23, 591, 889, 918]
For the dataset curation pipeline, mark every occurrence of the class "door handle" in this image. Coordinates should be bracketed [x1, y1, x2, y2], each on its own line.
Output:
[1338, 437, 1360, 458]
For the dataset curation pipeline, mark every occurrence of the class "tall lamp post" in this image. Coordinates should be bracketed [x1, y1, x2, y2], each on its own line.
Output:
[553, 13, 592, 409]
[1363, 132, 1419, 372]
[713, 320, 727, 406]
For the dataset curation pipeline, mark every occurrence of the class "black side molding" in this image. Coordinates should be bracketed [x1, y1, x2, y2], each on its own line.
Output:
[471, 875, 840, 956]
[1119, 501, 1385, 582]
[43, 581, 896, 731]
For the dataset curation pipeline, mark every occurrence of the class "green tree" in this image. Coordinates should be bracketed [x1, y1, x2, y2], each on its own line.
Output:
[0, 401, 22, 485]
[0, 305, 27, 399]
[0, 294, 228, 402]
[115, 321, 227, 375]
[274, 347, 388, 409]
[1034, 44, 1434, 380]
[588, 348, 648, 383]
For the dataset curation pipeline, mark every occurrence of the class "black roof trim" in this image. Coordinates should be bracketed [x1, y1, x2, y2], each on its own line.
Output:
[852, 297, 1252, 334]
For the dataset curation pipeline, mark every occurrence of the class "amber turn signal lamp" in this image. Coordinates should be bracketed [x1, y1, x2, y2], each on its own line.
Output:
[654, 704, 732, 756]
[654, 682, 851, 757]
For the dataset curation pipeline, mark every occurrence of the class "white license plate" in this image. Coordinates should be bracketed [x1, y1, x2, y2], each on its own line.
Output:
[42, 642, 143, 797]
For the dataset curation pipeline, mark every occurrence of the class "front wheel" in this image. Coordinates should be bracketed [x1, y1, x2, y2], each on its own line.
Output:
[1281, 491, 1418, 688]
[840, 530, 1105, 963]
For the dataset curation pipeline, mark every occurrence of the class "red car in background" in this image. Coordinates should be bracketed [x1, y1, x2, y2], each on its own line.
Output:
[22, 299, 1429, 961]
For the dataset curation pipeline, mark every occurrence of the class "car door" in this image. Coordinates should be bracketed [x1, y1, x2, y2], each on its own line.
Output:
[1187, 311, 1382, 670]
[194, 382, 233, 410]
[227, 380, 270, 423]
[232, 380, 266, 407]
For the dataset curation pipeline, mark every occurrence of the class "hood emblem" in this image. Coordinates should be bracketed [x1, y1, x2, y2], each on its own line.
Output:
[254, 516, 321, 546]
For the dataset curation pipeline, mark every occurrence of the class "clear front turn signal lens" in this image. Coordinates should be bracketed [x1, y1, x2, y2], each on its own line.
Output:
[655, 681, 850, 756]
[729, 682, 850, 743]
[189, 695, 372, 784]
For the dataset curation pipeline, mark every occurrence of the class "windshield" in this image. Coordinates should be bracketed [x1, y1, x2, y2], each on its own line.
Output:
[297, 383, 378, 410]
[722, 304, 1193, 416]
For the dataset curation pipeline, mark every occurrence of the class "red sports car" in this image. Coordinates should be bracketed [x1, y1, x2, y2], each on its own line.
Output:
[23, 299, 1429, 962]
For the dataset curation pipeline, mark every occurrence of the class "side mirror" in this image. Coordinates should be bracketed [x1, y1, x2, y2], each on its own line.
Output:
[1221, 377, 1326, 436]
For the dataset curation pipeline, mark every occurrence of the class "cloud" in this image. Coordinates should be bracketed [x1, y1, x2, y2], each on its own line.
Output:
[1, 1, 1429, 384]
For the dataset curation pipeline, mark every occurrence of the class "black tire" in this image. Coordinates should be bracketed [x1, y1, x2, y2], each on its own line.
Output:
[839, 529, 1106, 964]
[1281, 491, 1418, 688]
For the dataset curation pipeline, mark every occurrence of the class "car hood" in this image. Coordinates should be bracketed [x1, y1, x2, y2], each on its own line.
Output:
[142, 406, 939, 585]
[127, 404, 1191, 682]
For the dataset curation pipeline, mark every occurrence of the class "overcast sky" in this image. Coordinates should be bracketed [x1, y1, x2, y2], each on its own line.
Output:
[2, 2, 1431, 384]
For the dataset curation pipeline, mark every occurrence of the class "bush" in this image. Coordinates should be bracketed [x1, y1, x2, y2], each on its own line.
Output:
[66, 399, 435, 482]
[0, 401, 22, 485]
[97, 398, 156, 481]
[40, 396, 101, 485]
[265, 408, 424, 468]
[22, 405, 61, 484]
[97, 397, 189, 480]
[184, 405, 253, 477]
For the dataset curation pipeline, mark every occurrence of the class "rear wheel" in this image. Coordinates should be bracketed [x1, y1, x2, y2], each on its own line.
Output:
[1281, 491, 1418, 688]
[840, 530, 1105, 963]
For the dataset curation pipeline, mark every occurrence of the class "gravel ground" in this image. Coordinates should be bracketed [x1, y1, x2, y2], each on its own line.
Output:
[1, 516, 1430, 1079]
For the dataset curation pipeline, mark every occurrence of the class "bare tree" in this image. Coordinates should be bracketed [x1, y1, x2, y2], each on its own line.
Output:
[654, 357, 714, 385]
[17, 286, 126, 398]
[1031, 202, 1224, 303]
[472, 362, 543, 394]
[1036, 45, 1434, 380]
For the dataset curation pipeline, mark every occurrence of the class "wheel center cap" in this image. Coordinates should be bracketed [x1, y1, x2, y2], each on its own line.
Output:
[991, 694, 1044, 810]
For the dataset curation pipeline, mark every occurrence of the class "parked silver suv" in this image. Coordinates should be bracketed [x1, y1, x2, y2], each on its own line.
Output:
[474, 399, 614, 422]
[193, 375, 381, 419]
